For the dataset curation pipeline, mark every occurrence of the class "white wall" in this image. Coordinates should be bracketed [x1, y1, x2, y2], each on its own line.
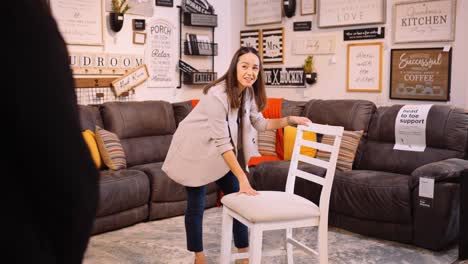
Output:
[234, 0, 468, 109]
[67, 0, 467, 109]
[68, 0, 234, 103]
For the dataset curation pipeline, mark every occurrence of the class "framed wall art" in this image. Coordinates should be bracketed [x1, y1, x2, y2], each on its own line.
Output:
[390, 48, 452, 101]
[262, 27, 284, 64]
[301, 0, 315, 15]
[133, 32, 147, 45]
[49, 0, 103, 46]
[245, 0, 282, 26]
[240, 29, 261, 52]
[347, 42, 383, 92]
[393, 0, 456, 43]
[317, 0, 386, 28]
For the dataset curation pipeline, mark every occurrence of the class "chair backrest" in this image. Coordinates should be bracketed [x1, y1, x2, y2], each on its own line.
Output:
[285, 124, 343, 213]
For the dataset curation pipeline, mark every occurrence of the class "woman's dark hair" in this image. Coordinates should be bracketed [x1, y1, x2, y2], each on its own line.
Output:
[203, 47, 267, 111]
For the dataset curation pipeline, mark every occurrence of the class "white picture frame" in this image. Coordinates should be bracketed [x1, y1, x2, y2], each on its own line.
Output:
[245, 0, 282, 26]
[347, 42, 383, 93]
[393, 0, 456, 44]
[301, 0, 315, 15]
[133, 32, 147, 45]
[317, 0, 386, 28]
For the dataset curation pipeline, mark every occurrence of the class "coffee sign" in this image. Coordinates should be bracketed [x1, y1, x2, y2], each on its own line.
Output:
[390, 48, 452, 101]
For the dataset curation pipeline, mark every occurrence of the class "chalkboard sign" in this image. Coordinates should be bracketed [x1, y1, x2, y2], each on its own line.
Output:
[347, 42, 382, 92]
[111, 64, 149, 96]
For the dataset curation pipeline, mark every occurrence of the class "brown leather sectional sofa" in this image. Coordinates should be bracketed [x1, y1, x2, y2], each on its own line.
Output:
[79, 99, 467, 252]
[251, 99, 468, 251]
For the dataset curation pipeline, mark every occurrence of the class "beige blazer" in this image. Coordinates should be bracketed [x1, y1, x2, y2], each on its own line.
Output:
[162, 81, 269, 187]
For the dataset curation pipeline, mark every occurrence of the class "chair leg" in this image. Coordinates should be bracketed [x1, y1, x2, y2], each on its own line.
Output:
[317, 221, 328, 264]
[286, 228, 294, 264]
[220, 209, 234, 264]
[248, 225, 263, 264]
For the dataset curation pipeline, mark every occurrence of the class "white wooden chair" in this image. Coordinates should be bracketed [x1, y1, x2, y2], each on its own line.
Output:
[220, 123, 343, 264]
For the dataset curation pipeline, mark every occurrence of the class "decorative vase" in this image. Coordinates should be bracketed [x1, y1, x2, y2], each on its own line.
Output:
[306, 72, 317, 85]
[110, 12, 124, 32]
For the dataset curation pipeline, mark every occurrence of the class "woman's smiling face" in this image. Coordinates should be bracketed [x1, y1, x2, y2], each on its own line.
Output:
[236, 52, 260, 91]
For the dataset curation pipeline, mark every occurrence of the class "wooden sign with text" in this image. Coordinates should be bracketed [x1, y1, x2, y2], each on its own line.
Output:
[111, 64, 149, 97]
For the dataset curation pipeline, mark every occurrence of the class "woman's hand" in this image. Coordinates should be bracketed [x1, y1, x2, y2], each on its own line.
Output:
[238, 178, 259, 196]
[287, 116, 312, 126]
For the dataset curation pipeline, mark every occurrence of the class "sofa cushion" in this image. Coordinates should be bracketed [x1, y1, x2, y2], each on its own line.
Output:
[96, 169, 150, 217]
[95, 126, 127, 170]
[172, 100, 193, 127]
[131, 162, 218, 202]
[303, 100, 376, 132]
[331, 170, 412, 224]
[78, 104, 104, 131]
[100, 101, 177, 139]
[356, 105, 468, 174]
[100, 101, 177, 166]
[316, 130, 363, 171]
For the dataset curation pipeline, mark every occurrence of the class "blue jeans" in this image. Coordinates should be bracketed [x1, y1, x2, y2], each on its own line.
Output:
[185, 171, 249, 252]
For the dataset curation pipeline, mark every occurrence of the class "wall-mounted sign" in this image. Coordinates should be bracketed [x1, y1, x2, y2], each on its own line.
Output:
[147, 18, 177, 87]
[245, 0, 282, 26]
[344, 27, 385, 41]
[318, 0, 386, 28]
[262, 27, 284, 64]
[69, 52, 144, 75]
[240, 29, 261, 52]
[182, 0, 214, 14]
[264, 67, 305, 87]
[49, 0, 103, 46]
[156, 0, 174, 7]
[293, 21, 312, 31]
[347, 42, 383, 92]
[133, 19, 146, 30]
[393, 0, 456, 43]
[183, 12, 218, 27]
[111, 64, 149, 97]
[390, 48, 452, 101]
[292, 35, 336, 55]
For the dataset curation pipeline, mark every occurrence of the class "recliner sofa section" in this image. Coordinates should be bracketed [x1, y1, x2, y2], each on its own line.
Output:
[78, 100, 218, 235]
[250, 100, 468, 251]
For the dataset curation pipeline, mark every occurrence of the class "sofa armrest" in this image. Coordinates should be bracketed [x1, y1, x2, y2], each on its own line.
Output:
[410, 158, 468, 188]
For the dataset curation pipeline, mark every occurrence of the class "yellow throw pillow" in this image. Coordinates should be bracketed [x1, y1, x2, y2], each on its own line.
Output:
[283, 126, 317, 161]
[82, 129, 103, 169]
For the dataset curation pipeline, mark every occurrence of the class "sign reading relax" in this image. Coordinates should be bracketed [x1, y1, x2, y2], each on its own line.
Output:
[263, 67, 305, 87]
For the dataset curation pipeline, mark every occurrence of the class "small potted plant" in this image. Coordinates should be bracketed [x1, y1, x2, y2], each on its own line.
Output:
[110, 0, 131, 32]
[303, 55, 317, 85]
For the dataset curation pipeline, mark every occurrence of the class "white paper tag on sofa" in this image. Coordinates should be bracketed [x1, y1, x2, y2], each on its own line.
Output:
[419, 177, 434, 208]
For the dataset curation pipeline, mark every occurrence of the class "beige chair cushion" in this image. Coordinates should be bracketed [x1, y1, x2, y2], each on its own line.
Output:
[221, 191, 320, 223]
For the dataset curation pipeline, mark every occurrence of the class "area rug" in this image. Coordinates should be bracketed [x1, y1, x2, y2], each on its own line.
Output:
[84, 207, 459, 264]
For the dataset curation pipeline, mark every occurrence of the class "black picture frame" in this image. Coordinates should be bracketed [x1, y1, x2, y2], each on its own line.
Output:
[389, 47, 452, 102]
[155, 0, 174, 7]
[132, 19, 146, 30]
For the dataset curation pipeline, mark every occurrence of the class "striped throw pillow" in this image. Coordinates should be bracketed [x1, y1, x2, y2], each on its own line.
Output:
[95, 126, 127, 170]
[258, 130, 277, 157]
[316, 130, 363, 171]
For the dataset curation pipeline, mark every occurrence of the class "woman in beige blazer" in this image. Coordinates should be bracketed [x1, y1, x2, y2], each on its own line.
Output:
[162, 47, 310, 264]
